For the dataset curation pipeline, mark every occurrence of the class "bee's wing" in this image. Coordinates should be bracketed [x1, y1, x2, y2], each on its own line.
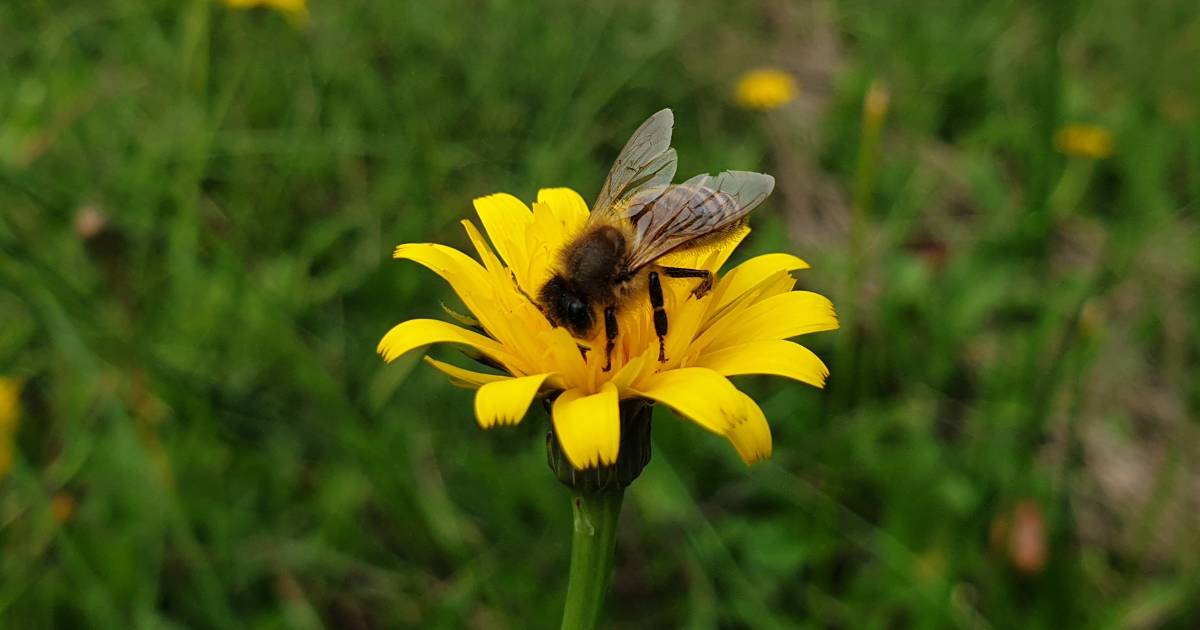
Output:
[623, 170, 775, 270]
[590, 109, 678, 219]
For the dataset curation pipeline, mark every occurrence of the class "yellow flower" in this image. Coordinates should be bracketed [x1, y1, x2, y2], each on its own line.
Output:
[222, 0, 309, 25]
[735, 68, 798, 111]
[863, 81, 890, 127]
[377, 189, 837, 470]
[51, 493, 76, 524]
[1055, 124, 1114, 159]
[0, 377, 21, 480]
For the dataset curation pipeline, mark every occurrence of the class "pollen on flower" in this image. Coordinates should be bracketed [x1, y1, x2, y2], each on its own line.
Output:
[735, 68, 798, 111]
[1055, 124, 1114, 159]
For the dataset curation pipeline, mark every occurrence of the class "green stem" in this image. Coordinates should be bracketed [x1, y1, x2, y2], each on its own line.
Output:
[560, 488, 624, 630]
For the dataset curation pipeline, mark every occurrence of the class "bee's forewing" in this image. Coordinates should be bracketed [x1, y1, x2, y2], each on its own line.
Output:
[590, 109, 678, 218]
[624, 170, 775, 270]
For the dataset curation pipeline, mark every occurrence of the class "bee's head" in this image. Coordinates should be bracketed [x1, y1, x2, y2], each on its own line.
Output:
[538, 274, 594, 337]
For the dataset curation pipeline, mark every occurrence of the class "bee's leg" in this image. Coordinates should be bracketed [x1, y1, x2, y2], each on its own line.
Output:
[648, 270, 668, 362]
[661, 266, 714, 299]
[602, 306, 618, 372]
[514, 276, 553, 322]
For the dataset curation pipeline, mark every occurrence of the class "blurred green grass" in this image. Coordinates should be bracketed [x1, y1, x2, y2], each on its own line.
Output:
[2, 0, 1199, 627]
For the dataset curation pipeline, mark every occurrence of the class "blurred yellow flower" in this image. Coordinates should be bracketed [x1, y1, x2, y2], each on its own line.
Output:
[1055, 124, 1114, 159]
[378, 189, 837, 470]
[51, 493, 77, 524]
[0, 377, 21, 480]
[864, 81, 891, 126]
[735, 68, 798, 111]
[222, 0, 309, 25]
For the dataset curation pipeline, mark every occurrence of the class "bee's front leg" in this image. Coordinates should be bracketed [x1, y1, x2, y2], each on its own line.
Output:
[662, 266, 713, 299]
[517, 274, 554, 322]
[602, 306, 618, 372]
[648, 271, 668, 362]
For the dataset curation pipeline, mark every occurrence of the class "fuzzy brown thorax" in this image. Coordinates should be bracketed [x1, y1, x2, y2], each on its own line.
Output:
[538, 225, 635, 337]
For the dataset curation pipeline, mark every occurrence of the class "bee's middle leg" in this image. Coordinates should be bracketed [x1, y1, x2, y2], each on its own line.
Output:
[662, 266, 713, 298]
[602, 305, 618, 372]
[648, 271, 668, 362]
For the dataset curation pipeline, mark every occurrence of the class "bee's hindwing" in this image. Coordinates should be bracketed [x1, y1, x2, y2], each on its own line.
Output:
[623, 170, 775, 270]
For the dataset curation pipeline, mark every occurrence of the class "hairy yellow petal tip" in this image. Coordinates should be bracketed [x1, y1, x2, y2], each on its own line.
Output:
[694, 339, 830, 389]
[551, 384, 620, 469]
[630, 368, 745, 436]
[728, 395, 773, 465]
[475, 373, 552, 429]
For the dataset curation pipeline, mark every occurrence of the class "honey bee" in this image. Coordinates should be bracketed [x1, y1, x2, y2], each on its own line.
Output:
[537, 109, 775, 370]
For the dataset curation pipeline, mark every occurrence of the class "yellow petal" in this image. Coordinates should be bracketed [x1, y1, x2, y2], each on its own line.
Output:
[700, 270, 797, 338]
[711, 253, 809, 311]
[696, 290, 838, 354]
[460, 220, 507, 277]
[439, 303, 479, 328]
[396, 239, 540, 362]
[609, 354, 647, 393]
[727, 393, 772, 464]
[527, 188, 589, 292]
[537, 326, 590, 390]
[474, 193, 534, 288]
[475, 373, 553, 428]
[551, 383, 620, 469]
[629, 368, 744, 436]
[394, 243, 495, 323]
[662, 296, 711, 370]
[423, 356, 507, 388]
[378, 319, 514, 368]
[535, 188, 589, 231]
[464, 218, 557, 340]
[692, 339, 829, 388]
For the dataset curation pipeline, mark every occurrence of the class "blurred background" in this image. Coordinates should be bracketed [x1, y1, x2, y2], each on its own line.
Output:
[2, 0, 1199, 627]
